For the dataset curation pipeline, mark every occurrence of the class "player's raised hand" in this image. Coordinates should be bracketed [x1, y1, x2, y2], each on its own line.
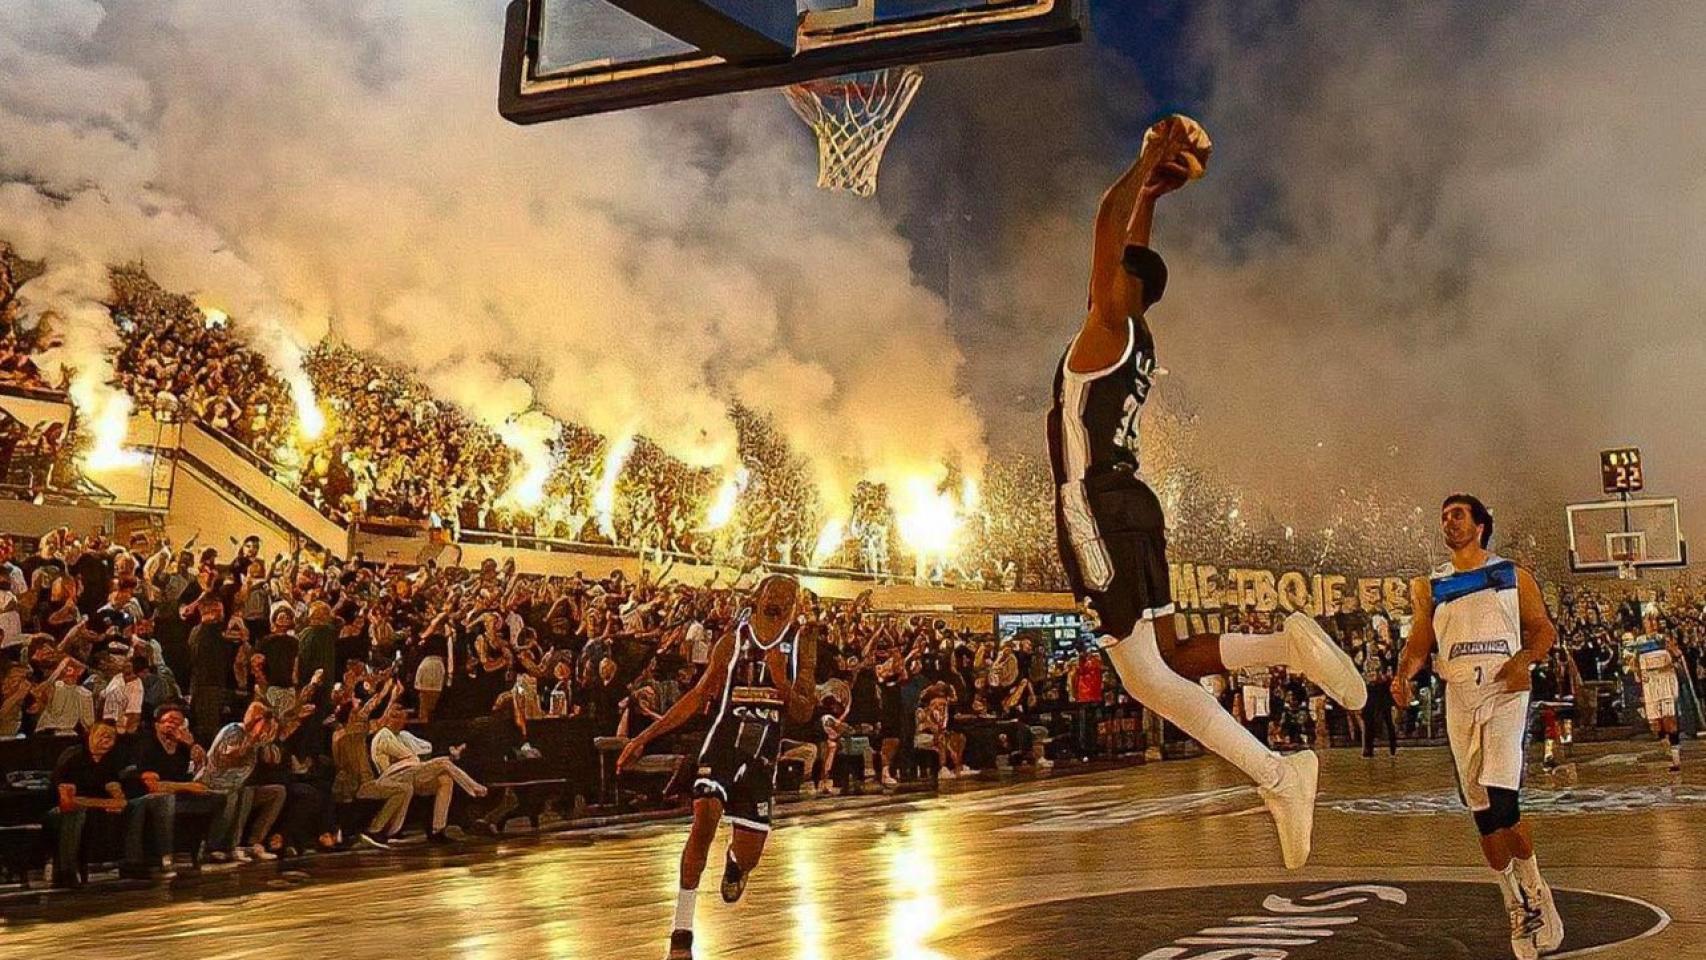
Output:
[1138, 115, 1212, 200]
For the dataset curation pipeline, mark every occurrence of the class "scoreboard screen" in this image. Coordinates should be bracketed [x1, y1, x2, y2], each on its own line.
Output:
[995, 611, 1093, 660]
[1600, 447, 1643, 495]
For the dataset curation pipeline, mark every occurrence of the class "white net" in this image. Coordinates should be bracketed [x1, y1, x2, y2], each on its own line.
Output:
[784, 66, 924, 198]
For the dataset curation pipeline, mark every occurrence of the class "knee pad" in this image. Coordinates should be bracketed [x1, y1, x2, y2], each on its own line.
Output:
[1473, 787, 1521, 836]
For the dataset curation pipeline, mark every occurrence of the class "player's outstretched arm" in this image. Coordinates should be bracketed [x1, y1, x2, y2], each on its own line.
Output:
[1497, 568, 1557, 693]
[1392, 577, 1437, 704]
[617, 633, 733, 773]
[1074, 117, 1206, 370]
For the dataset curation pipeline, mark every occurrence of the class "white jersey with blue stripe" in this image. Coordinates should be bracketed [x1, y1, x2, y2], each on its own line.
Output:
[1430, 555, 1522, 700]
[1633, 634, 1675, 678]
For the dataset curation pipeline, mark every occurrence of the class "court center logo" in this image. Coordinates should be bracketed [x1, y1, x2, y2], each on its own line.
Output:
[929, 881, 1668, 960]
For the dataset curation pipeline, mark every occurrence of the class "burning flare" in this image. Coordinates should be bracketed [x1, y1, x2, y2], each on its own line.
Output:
[495, 414, 561, 512]
[594, 435, 636, 539]
[811, 517, 848, 568]
[895, 476, 965, 560]
[702, 467, 749, 531]
[288, 374, 325, 441]
[73, 374, 144, 471]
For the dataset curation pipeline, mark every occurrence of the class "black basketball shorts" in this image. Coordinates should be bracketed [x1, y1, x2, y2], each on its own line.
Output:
[1055, 473, 1172, 640]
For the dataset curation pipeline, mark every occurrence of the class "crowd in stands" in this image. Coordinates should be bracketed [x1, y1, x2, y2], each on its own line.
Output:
[7, 257, 1524, 592]
[0, 246, 57, 394]
[94, 266, 1069, 586]
[1, 518, 1702, 892]
[0, 524, 1131, 889]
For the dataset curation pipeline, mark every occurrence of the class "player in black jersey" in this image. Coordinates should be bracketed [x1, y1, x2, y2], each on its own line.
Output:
[617, 574, 819, 960]
[1048, 115, 1368, 870]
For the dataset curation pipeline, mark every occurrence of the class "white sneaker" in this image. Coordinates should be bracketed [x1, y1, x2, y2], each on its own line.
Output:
[937, 767, 955, 780]
[959, 767, 979, 777]
[1257, 751, 1320, 870]
[1509, 902, 1543, 959]
[1284, 613, 1368, 710]
[799, 782, 818, 798]
[248, 844, 278, 862]
[1036, 757, 1055, 771]
[230, 848, 252, 864]
[881, 772, 898, 787]
[1529, 881, 1564, 952]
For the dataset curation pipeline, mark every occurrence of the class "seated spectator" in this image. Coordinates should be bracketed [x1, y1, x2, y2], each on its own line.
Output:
[118, 703, 211, 879]
[329, 675, 410, 850]
[198, 700, 286, 863]
[916, 681, 973, 780]
[368, 702, 487, 843]
[47, 721, 128, 887]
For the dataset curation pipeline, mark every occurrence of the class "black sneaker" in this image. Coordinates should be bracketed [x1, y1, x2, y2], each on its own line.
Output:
[426, 830, 453, 845]
[720, 851, 747, 904]
[666, 928, 694, 960]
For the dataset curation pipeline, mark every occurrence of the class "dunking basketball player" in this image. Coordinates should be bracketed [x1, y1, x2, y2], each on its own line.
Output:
[1048, 114, 1368, 870]
[1393, 495, 1564, 959]
[616, 575, 818, 960]
[1632, 613, 1686, 772]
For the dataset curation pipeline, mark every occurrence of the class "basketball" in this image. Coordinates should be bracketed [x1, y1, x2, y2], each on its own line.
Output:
[1142, 114, 1213, 182]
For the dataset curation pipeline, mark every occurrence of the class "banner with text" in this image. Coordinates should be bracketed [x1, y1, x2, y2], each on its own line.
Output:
[1167, 562, 1411, 635]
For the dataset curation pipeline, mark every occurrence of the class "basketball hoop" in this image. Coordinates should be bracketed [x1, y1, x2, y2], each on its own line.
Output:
[784, 66, 924, 198]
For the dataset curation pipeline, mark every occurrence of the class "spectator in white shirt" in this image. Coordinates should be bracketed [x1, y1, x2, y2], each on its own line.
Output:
[101, 655, 146, 733]
[32, 657, 94, 736]
[368, 703, 486, 842]
[686, 620, 711, 667]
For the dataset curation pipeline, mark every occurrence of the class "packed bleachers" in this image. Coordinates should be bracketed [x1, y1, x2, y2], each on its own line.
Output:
[1, 516, 1701, 892]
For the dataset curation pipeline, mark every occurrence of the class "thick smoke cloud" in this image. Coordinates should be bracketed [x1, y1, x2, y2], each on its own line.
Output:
[1, 0, 985, 511]
[7, 0, 1703, 560]
[913, 0, 1706, 552]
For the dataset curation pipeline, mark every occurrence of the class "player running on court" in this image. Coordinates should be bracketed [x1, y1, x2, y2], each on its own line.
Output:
[1394, 494, 1564, 959]
[1049, 114, 1368, 871]
[1631, 613, 1687, 772]
[616, 574, 818, 960]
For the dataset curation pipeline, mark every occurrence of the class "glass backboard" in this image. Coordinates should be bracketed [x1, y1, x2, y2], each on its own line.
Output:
[500, 0, 1085, 123]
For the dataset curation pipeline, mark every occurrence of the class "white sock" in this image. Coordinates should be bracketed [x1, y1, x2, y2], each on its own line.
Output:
[1495, 863, 1525, 910]
[673, 887, 697, 932]
[1219, 632, 1291, 671]
[1671, 745, 1683, 765]
[1103, 624, 1283, 789]
[1511, 854, 1544, 897]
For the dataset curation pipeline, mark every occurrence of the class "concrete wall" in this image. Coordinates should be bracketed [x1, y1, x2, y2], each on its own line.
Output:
[0, 392, 72, 429]
[176, 425, 347, 556]
[162, 459, 304, 564]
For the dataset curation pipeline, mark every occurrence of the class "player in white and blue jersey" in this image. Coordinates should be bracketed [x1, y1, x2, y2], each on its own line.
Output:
[1631, 613, 1686, 772]
[1394, 494, 1564, 960]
